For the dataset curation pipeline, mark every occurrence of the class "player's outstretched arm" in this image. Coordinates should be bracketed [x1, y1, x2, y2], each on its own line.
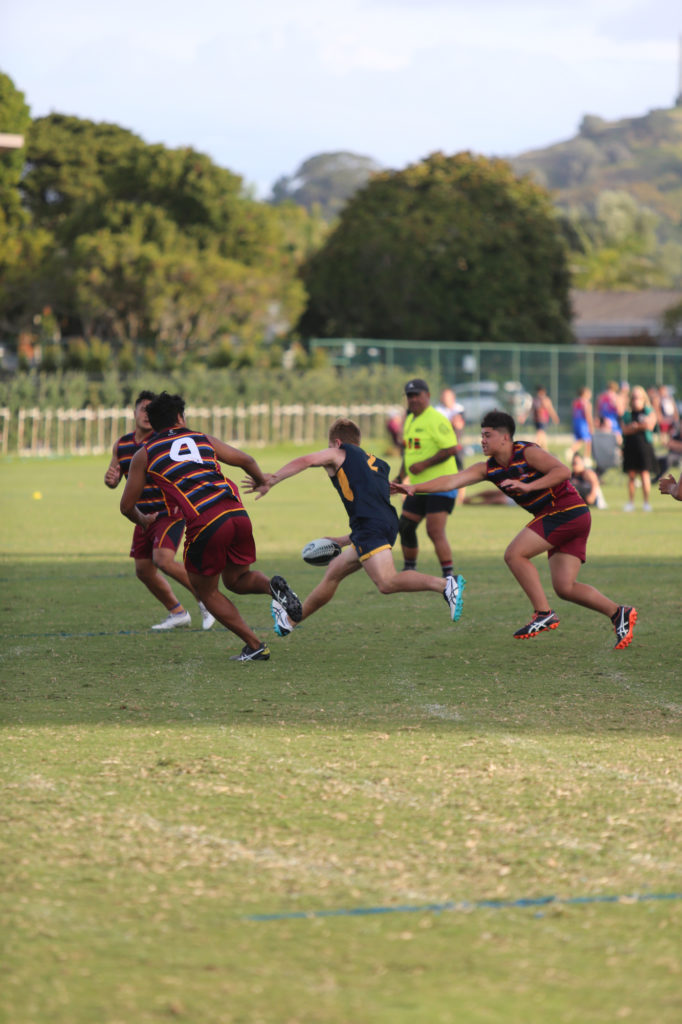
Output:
[406, 461, 488, 494]
[244, 448, 345, 499]
[208, 436, 267, 487]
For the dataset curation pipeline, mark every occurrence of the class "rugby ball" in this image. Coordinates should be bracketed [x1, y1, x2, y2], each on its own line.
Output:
[302, 537, 342, 566]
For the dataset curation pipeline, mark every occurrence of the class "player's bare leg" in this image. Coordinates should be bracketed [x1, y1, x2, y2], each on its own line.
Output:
[549, 552, 619, 617]
[300, 547, 363, 621]
[153, 546, 195, 594]
[503, 528, 553, 611]
[189, 570, 263, 649]
[425, 509, 452, 568]
[135, 556, 185, 612]
[362, 548, 446, 595]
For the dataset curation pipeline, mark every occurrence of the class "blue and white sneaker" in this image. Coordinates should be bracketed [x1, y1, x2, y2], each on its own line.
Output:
[443, 574, 466, 622]
[269, 575, 302, 623]
[271, 599, 295, 637]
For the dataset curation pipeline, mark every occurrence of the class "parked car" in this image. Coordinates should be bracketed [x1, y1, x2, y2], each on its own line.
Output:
[452, 380, 532, 424]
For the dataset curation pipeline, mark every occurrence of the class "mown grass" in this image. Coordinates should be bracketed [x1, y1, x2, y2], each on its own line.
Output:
[1, 448, 681, 1024]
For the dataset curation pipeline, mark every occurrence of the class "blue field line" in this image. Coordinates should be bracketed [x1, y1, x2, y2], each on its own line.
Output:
[244, 890, 682, 923]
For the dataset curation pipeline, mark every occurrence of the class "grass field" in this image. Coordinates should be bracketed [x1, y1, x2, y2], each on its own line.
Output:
[1, 446, 681, 1024]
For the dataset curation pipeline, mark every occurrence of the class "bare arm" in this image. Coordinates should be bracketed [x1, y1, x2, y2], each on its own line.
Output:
[391, 460, 488, 496]
[206, 435, 268, 487]
[499, 446, 570, 495]
[408, 445, 459, 477]
[244, 448, 346, 499]
[120, 448, 156, 528]
[104, 442, 121, 488]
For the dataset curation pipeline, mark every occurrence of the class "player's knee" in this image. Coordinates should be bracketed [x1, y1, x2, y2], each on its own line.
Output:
[398, 515, 419, 548]
[553, 578, 574, 601]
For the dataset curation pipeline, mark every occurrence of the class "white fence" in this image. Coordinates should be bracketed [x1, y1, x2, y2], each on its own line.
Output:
[0, 403, 398, 457]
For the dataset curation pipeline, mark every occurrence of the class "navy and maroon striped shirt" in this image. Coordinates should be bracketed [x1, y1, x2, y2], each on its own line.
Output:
[143, 428, 243, 525]
[115, 431, 169, 516]
[486, 441, 586, 518]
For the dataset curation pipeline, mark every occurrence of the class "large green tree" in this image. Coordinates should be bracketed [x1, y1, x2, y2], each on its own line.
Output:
[7, 110, 309, 354]
[0, 72, 31, 224]
[299, 151, 573, 344]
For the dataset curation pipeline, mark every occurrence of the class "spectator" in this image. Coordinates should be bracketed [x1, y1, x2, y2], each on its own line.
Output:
[622, 385, 658, 512]
[529, 385, 559, 449]
[596, 381, 623, 443]
[571, 387, 594, 460]
[570, 454, 607, 509]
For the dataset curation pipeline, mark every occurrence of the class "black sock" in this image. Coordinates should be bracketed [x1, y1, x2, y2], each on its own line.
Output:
[402, 559, 417, 571]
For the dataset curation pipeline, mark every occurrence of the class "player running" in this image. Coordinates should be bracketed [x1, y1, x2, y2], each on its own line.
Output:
[244, 417, 465, 636]
[392, 409, 637, 649]
[105, 389, 215, 631]
[120, 391, 301, 662]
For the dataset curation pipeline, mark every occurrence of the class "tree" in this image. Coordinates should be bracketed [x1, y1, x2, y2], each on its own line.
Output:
[568, 190, 681, 289]
[299, 151, 573, 344]
[271, 152, 382, 220]
[0, 72, 31, 224]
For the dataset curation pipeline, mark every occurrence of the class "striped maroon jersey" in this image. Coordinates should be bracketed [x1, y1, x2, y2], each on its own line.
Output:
[143, 429, 243, 523]
[486, 441, 586, 517]
[115, 431, 169, 515]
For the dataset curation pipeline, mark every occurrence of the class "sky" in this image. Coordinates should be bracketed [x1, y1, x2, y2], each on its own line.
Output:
[1, 0, 680, 197]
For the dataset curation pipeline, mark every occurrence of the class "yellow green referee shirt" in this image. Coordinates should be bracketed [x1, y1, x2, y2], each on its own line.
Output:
[403, 406, 458, 496]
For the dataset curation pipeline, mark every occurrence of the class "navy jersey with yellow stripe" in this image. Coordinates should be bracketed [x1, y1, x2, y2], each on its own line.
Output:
[144, 428, 242, 523]
[330, 443, 399, 547]
[115, 431, 168, 515]
[486, 441, 586, 517]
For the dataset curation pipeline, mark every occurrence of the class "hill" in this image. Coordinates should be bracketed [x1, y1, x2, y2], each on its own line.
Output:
[509, 105, 682, 241]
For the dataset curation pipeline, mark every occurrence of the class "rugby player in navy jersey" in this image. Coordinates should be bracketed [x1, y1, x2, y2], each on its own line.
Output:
[245, 417, 465, 637]
[105, 390, 215, 632]
[119, 391, 301, 662]
[392, 410, 637, 649]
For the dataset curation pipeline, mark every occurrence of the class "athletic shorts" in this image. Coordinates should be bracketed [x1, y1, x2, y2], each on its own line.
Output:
[402, 493, 455, 517]
[572, 419, 592, 442]
[130, 515, 184, 560]
[528, 505, 591, 563]
[184, 509, 256, 577]
[351, 517, 399, 562]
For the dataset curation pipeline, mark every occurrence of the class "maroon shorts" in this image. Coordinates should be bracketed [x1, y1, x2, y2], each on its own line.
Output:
[528, 505, 591, 563]
[130, 515, 184, 560]
[184, 509, 256, 577]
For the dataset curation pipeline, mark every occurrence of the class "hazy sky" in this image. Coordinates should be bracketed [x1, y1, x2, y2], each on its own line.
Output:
[1, 0, 679, 196]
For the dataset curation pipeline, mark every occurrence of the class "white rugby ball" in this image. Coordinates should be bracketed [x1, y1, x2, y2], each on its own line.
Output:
[302, 537, 342, 566]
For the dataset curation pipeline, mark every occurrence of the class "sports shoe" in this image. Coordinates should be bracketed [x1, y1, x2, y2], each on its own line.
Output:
[271, 599, 295, 637]
[612, 606, 637, 649]
[623, 502, 634, 512]
[269, 575, 302, 623]
[513, 610, 559, 639]
[198, 601, 216, 631]
[642, 502, 653, 512]
[151, 609, 191, 631]
[229, 641, 271, 662]
[443, 574, 466, 622]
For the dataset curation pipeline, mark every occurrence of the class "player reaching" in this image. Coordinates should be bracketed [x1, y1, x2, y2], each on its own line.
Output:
[244, 417, 465, 636]
[392, 409, 637, 649]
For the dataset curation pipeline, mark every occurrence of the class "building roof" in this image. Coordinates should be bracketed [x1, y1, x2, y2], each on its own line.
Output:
[571, 289, 682, 340]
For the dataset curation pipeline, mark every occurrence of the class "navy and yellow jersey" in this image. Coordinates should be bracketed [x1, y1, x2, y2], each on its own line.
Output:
[144, 428, 243, 524]
[330, 444, 399, 557]
[115, 431, 168, 516]
[486, 441, 586, 518]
